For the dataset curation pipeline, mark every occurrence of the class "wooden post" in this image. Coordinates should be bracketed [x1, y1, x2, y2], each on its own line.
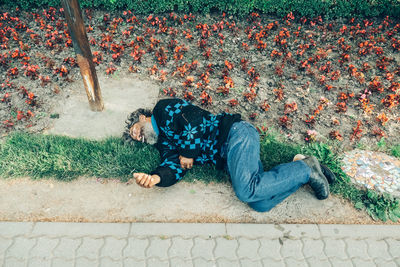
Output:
[61, 0, 104, 111]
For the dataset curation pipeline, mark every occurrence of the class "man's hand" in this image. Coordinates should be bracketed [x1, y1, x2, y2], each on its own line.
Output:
[132, 173, 160, 188]
[179, 156, 193, 170]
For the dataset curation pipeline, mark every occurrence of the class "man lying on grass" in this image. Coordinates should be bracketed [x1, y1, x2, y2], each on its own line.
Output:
[125, 98, 336, 212]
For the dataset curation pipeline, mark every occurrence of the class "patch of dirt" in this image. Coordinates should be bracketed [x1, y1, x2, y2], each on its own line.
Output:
[2, 177, 397, 224]
[0, 8, 399, 150]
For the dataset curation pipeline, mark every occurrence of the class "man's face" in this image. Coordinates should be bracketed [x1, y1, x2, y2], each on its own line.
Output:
[129, 115, 157, 144]
[130, 121, 145, 142]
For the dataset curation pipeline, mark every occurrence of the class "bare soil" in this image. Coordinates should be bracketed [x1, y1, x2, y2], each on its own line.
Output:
[1, 177, 394, 224]
[1, 8, 399, 150]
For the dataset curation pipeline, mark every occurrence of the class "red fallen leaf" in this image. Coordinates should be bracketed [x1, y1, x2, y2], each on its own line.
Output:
[3, 120, 14, 127]
[369, 76, 384, 93]
[381, 94, 400, 108]
[329, 130, 343, 141]
[229, 99, 239, 107]
[304, 114, 316, 126]
[183, 91, 194, 101]
[279, 115, 292, 128]
[39, 75, 51, 87]
[223, 76, 234, 89]
[249, 112, 258, 120]
[183, 76, 194, 88]
[376, 112, 389, 126]
[273, 88, 284, 101]
[216, 86, 229, 96]
[106, 64, 117, 75]
[243, 89, 257, 102]
[27, 110, 34, 117]
[224, 60, 234, 71]
[372, 127, 386, 140]
[240, 58, 249, 71]
[128, 65, 139, 73]
[163, 87, 176, 97]
[284, 102, 298, 114]
[54, 65, 69, 77]
[200, 90, 212, 105]
[7, 67, 18, 77]
[350, 120, 363, 141]
[148, 65, 158, 75]
[336, 102, 347, 113]
[202, 48, 212, 59]
[260, 100, 270, 112]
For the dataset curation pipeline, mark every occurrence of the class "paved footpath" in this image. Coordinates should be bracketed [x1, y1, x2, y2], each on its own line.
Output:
[0, 223, 399, 267]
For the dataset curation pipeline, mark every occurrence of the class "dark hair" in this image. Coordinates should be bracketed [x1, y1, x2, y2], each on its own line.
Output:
[122, 108, 153, 143]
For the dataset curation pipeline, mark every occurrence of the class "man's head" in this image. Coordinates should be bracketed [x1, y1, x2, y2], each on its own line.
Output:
[124, 108, 158, 145]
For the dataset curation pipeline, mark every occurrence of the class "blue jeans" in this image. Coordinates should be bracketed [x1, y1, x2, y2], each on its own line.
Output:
[220, 121, 311, 212]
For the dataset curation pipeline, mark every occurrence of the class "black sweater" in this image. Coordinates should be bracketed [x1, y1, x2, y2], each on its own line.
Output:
[150, 98, 241, 187]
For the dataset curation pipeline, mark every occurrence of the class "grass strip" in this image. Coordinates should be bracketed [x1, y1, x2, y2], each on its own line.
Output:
[0, 131, 399, 222]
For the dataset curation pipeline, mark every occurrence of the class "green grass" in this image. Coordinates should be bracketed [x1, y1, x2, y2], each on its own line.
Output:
[0, 131, 399, 222]
[392, 144, 400, 159]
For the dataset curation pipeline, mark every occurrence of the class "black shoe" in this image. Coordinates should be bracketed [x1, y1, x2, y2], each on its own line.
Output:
[320, 164, 336, 184]
[301, 156, 330, 200]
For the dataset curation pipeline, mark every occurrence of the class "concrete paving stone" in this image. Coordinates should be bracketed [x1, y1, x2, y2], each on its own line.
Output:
[261, 258, 285, 267]
[75, 237, 104, 260]
[6, 237, 36, 259]
[258, 238, 282, 261]
[147, 257, 169, 267]
[366, 239, 392, 259]
[31, 222, 130, 238]
[0, 237, 13, 255]
[280, 239, 304, 260]
[99, 257, 123, 267]
[123, 238, 149, 259]
[170, 257, 194, 267]
[344, 238, 371, 260]
[192, 237, 215, 260]
[29, 237, 58, 259]
[168, 237, 193, 260]
[27, 257, 52, 267]
[328, 257, 353, 267]
[281, 224, 321, 239]
[225, 224, 282, 238]
[51, 258, 74, 267]
[215, 258, 240, 267]
[75, 257, 98, 267]
[123, 258, 146, 267]
[239, 258, 263, 267]
[214, 237, 238, 260]
[130, 223, 226, 237]
[319, 225, 400, 239]
[146, 237, 171, 260]
[0, 222, 34, 238]
[305, 256, 331, 266]
[4, 257, 26, 267]
[301, 238, 326, 259]
[385, 238, 400, 258]
[100, 237, 127, 260]
[373, 258, 398, 267]
[53, 238, 81, 259]
[236, 238, 260, 260]
[351, 258, 378, 267]
[193, 257, 216, 267]
[284, 257, 308, 267]
[323, 238, 348, 260]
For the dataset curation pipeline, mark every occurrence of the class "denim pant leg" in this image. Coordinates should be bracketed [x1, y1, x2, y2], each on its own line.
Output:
[224, 121, 311, 212]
